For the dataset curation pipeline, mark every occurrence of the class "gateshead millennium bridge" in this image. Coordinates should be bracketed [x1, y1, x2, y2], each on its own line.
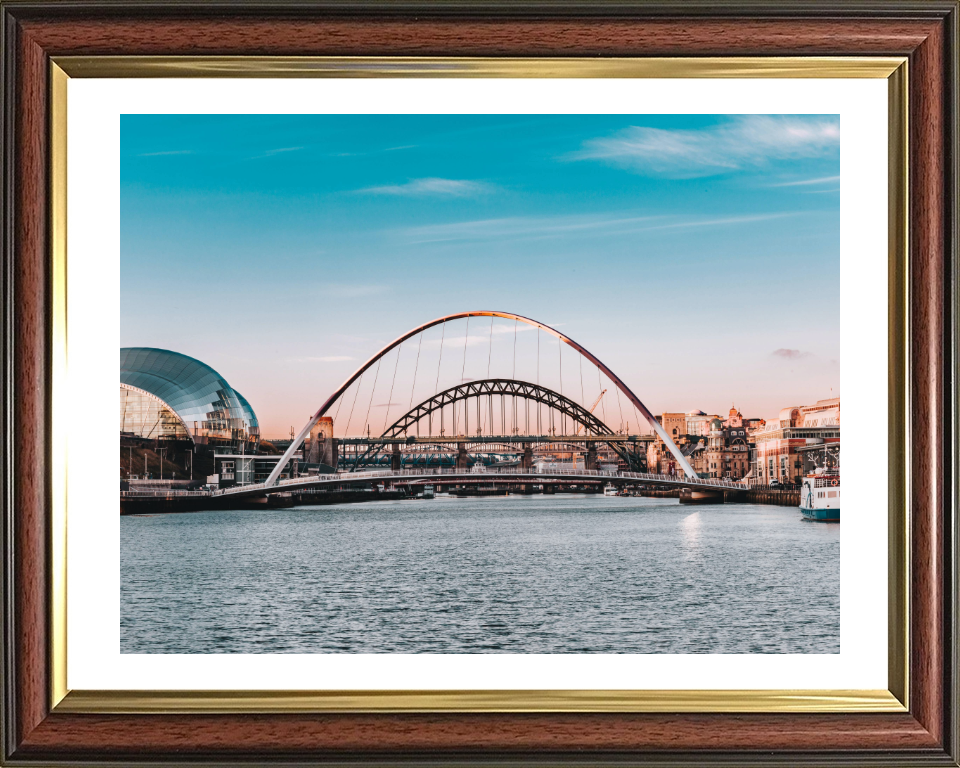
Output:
[235, 310, 736, 496]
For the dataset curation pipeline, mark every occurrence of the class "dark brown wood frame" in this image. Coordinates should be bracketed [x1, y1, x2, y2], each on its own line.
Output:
[2, 2, 958, 764]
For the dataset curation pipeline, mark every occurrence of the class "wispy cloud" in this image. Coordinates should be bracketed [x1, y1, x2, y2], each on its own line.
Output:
[771, 175, 841, 187]
[405, 212, 661, 244]
[491, 323, 538, 335]
[249, 146, 304, 160]
[403, 211, 793, 245]
[264, 147, 303, 156]
[138, 150, 195, 157]
[358, 178, 494, 197]
[771, 348, 811, 360]
[569, 116, 840, 178]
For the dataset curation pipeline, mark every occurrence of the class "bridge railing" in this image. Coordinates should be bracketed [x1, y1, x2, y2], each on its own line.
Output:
[213, 466, 749, 496]
[121, 490, 212, 498]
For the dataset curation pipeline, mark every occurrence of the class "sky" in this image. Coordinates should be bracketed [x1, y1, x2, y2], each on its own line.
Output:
[120, 114, 840, 438]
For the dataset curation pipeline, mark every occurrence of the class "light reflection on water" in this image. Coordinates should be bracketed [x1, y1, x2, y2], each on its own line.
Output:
[680, 510, 702, 559]
[121, 495, 840, 654]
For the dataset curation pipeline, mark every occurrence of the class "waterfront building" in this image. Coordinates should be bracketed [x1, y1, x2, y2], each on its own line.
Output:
[798, 440, 841, 474]
[211, 453, 299, 488]
[743, 417, 766, 435]
[702, 419, 752, 480]
[658, 412, 687, 442]
[723, 405, 743, 428]
[799, 397, 840, 427]
[120, 347, 259, 451]
[685, 410, 723, 437]
[751, 398, 840, 486]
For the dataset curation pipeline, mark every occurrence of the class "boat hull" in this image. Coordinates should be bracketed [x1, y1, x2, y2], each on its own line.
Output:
[800, 506, 839, 522]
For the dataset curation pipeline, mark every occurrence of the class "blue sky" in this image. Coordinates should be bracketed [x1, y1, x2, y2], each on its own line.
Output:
[121, 114, 840, 437]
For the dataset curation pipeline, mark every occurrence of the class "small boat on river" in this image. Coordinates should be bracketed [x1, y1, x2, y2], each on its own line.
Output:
[799, 468, 840, 522]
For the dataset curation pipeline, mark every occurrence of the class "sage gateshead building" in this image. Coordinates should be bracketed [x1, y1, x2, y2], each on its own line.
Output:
[120, 347, 259, 451]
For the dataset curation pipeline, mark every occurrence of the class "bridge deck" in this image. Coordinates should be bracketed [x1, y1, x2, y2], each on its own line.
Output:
[205, 468, 748, 501]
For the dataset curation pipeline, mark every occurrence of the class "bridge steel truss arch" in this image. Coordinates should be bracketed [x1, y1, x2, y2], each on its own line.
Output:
[346, 378, 642, 471]
[266, 311, 696, 486]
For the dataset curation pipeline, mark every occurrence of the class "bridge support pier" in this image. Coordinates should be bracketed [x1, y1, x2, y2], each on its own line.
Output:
[521, 443, 533, 471]
[457, 443, 469, 470]
[585, 444, 597, 471]
[391, 444, 401, 472]
[679, 488, 724, 505]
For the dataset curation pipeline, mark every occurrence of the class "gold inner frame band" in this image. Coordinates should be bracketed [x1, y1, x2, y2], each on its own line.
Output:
[56, 688, 904, 715]
[49, 55, 909, 714]
[53, 55, 905, 79]
[50, 61, 69, 710]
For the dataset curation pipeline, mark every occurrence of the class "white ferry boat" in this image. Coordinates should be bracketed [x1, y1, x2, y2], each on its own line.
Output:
[799, 468, 840, 522]
[603, 484, 619, 497]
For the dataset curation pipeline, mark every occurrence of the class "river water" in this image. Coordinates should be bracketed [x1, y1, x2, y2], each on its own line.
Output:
[120, 495, 840, 654]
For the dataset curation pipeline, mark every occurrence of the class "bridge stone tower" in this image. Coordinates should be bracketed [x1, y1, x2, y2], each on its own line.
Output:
[521, 443, 533, 470]
[585, 443, 598, 470]
[306, 417, 337, 468]
[391, 443, 401, 471]
[457, 443, 469, 469]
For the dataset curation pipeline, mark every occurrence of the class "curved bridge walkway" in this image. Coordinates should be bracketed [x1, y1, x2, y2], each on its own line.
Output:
[212, 467, 748, 502]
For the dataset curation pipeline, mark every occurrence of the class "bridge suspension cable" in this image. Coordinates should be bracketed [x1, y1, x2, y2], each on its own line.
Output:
[343, 370, 364, 437]
[460, 317, 469, 384]
[434, 321, 445, 399]
[615, 379, 625, 434]
[383, 343, 401, 435]
[598, 366, 607, 426]
[362, 355, 381, 438]
[264, 311, 697, 486]
[487, 316, 493, 379]
[409, 333, 422, 412]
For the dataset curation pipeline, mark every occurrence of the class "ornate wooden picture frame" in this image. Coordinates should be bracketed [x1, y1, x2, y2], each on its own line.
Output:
[2, 1, 957, 764]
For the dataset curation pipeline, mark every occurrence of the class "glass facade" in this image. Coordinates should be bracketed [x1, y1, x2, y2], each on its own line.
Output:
[120, 347, 258, 447]
[119, 384, 191, 441]
[233, 390, 261, 448]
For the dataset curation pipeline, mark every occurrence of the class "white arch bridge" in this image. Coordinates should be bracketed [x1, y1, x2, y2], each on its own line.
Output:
[267, 310, 702, 487]
[213, 467, 749, 502]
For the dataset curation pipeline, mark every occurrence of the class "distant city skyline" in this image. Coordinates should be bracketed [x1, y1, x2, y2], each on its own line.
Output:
[121, 114, 840, 436]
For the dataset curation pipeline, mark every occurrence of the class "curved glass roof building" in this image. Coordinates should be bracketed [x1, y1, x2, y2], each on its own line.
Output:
[120, 347, 258, 448]
[233, 389, 260, 441]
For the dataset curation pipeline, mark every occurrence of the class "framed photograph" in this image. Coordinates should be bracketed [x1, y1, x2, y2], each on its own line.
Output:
[2, 1, 957, 765]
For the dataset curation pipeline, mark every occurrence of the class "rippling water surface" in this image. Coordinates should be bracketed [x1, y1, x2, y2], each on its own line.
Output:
[121, 495, 839, 654]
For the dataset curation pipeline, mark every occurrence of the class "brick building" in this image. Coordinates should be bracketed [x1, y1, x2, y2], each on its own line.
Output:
[751, 399, 840, 486]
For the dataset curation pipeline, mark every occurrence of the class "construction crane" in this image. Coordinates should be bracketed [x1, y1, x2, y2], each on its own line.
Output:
[575, 389, 607, 435]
